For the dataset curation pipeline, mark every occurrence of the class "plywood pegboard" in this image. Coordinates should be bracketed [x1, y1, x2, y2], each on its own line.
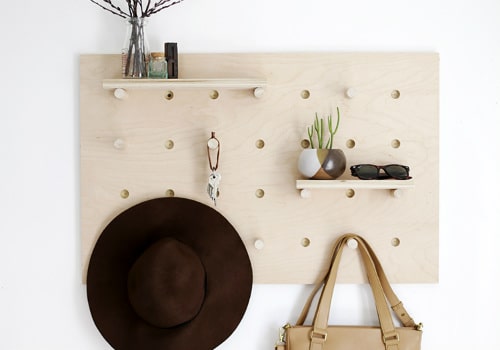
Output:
[80, 53, 439, 284]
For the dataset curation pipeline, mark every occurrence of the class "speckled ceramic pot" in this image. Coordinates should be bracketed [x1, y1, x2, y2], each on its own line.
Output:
[298, 149, 346, 179]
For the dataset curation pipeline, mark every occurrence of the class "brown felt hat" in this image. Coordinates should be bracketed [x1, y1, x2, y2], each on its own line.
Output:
[86, 197, 253, 350]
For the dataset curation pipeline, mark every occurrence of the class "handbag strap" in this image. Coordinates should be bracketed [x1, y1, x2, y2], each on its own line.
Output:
[296, 234, 416, 328]
[359, 236, 416, 328]
[295, 236, 345, 325]
[310, 234, 399, 350]
[298, 234, 415, 350]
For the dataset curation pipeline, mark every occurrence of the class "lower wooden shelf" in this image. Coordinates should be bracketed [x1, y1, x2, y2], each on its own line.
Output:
[296, 179, 415, 198]
[296, 179, 415, 190]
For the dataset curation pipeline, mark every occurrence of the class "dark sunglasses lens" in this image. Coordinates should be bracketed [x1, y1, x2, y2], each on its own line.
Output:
[355, 165, 379, 179]
[384, 165, 409, 179]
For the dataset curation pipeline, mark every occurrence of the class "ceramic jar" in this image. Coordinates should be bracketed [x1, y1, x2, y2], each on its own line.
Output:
[298, 149, 346, 179]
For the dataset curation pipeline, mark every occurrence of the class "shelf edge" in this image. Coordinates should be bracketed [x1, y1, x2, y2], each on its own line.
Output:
[296, 179, 415, 190]
[102, 78, 267, 90]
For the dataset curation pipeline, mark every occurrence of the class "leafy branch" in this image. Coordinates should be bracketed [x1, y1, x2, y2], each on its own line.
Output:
[89, 0, 185, 18]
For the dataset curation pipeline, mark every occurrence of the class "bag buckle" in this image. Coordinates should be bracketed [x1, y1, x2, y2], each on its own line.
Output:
[310, 328, 328, 342]
[382, 331, 400, 346]
[276, 323, 291, 347]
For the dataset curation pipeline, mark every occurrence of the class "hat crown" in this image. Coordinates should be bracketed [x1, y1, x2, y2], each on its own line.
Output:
[127, 237, 206, 328]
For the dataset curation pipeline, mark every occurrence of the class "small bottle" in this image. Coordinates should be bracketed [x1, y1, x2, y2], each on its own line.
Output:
[148, 52, 168, 78]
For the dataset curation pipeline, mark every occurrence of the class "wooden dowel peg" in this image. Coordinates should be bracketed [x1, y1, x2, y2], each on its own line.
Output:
[253, 87, 265, 98]
[113, 138, 126, 149]
[207, 137, 219, 150]
[114, 88, 128, 100]
[391, 189, 402, 198]
[300, 189, 312, 199]
[347, 238, 358, 249]
[254, 239, 265, 250]
[345, 87, 357, 98]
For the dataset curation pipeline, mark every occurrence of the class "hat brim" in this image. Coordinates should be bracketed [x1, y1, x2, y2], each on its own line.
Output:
[86, 197, 253, 350]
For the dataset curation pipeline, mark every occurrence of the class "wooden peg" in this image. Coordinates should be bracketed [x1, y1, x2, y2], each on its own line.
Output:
[113, 138, 126, 149]
[300, 189, 312, 199]
[254, 239, 265, 250]
[253, 87, 265, 98]
[345, 87, 357, 98]
[391, 189, 402, 198]
[114, 88, 128, 100]
[347, 238, 358, 249]
[207, 137, 219, 149]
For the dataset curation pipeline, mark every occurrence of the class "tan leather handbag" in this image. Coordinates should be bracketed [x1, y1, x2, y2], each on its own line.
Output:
[276, 234, 423, 350]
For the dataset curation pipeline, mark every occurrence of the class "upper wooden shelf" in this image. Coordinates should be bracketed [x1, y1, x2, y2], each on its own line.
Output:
[102, 78, 267, 99]
[102, 78, 267, 90]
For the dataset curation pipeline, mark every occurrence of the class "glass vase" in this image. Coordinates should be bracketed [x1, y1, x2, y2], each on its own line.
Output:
[121, 17, 150, 78]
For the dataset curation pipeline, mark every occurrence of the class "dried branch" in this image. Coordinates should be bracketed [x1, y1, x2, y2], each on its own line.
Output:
[144, 0, 184, 17]
[126, 0, 133, 16]
[88, 0, 127, 18]
[89, 0, 185, 18]
[139, 1, 144, 16]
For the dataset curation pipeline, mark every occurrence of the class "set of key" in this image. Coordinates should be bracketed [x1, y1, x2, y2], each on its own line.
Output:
[207, 170, 221, 206]
[207, 132, 221, 206]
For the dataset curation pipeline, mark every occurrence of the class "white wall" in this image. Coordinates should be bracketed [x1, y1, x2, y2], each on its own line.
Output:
[1, 0, 499, 348]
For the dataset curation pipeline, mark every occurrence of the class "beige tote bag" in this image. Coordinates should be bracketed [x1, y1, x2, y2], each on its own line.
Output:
[276, 234, 423, 350]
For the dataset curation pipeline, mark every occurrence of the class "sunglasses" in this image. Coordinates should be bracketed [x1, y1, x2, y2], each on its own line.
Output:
[350, 164, 412, 180]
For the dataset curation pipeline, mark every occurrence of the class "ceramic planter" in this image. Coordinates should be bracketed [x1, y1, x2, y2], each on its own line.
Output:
[298, 149, 346, 180]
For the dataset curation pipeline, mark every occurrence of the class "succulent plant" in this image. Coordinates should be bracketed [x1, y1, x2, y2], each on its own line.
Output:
[307, 107, 340, 149]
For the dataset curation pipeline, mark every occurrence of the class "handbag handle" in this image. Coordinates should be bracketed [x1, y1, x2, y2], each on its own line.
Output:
[297, 235, 416, 328]
[297, 234, 416, 350]
[356, 236, 416, 327]
[312, 235, 397, 349]
[295, 237, 344, 326]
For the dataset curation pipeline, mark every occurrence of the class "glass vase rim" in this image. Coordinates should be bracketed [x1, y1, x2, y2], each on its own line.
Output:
[125, 17, 148, 24]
